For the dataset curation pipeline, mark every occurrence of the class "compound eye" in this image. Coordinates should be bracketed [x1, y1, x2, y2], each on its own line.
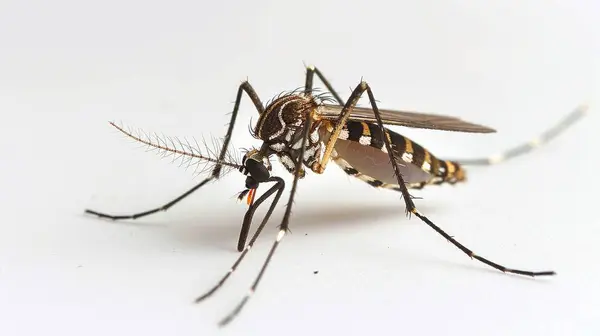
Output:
[240, 149, 260, 175]
[245, 158, 270, 182]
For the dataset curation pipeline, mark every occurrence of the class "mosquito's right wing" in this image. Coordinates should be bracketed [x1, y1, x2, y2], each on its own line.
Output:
[318, 104, 496, 133]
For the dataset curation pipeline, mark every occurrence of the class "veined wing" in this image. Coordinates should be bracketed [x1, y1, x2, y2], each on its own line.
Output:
[317, 104, 496, 133]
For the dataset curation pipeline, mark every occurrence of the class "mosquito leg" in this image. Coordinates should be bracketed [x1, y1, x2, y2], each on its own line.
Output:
[85, 178, 214, 220]
[194, 177, 285, 303]
[218, 108, 315, 327]
[453, 104, 588, 166]
[309, 79, 367, 174]
[304, 65, 344, 105]
[356, 80, 556, 277]
[84, 81, 265, 221]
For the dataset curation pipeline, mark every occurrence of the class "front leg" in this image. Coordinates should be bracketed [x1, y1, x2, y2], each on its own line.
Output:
[215, 81, 265, 176]
[217, 106, 317, 327]
[85, 80, 266, 221]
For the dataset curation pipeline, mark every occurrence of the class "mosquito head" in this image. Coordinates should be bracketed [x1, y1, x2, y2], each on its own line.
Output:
[239, 148, 272, 189]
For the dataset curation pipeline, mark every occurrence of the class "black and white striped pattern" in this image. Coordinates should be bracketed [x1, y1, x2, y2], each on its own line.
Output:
[323, 120, 465, 191]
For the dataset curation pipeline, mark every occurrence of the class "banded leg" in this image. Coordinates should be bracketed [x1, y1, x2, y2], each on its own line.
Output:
[194, 177, 285, 303]
[309, 78, 367, 174]
[304, 65, 375, 176]
[452, 104, 588, 166]
[84, 81, 265, 220]
[340, 81, 556, 277]
[304, 65, 427, 192]
[217, 108, 316, 327]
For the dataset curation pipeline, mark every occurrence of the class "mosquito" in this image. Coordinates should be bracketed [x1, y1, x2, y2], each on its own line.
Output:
[85, 65, 588, 326]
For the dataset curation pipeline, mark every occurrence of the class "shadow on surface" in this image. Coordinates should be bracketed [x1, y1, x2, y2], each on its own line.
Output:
[81, 198, 552, 282]
[81, 195, 446, 251]
[168, 200, 443, 251]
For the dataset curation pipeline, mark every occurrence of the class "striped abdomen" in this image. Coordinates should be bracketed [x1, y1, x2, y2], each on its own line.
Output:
[319, 120, 465, 191]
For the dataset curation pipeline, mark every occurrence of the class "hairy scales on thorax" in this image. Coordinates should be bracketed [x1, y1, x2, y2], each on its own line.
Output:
[253, 93, 324, 177]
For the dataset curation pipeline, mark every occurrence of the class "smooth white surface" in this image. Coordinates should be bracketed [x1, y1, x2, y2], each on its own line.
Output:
[1, 1, 598, 335]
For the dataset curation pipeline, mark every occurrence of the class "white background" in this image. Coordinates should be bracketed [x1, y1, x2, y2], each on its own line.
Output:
[0, 1, 598, 335]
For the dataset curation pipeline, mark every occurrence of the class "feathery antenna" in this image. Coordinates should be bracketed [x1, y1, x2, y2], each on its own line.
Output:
[108, 121, 243, 176]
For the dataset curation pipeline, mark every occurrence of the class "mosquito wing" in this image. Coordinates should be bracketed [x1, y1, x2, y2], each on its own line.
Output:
[318, 104, 496, 133]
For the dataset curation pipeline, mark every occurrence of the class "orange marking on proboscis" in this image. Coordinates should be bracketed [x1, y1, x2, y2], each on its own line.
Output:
[247, 188, 256, 205]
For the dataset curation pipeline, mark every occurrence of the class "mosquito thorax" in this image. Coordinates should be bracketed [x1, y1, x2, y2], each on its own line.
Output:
[254, 93, 319, 144]
[250, 93, 325, 177]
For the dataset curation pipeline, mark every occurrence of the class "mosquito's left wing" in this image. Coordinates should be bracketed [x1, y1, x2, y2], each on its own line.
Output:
[317, 104, 496, 133]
